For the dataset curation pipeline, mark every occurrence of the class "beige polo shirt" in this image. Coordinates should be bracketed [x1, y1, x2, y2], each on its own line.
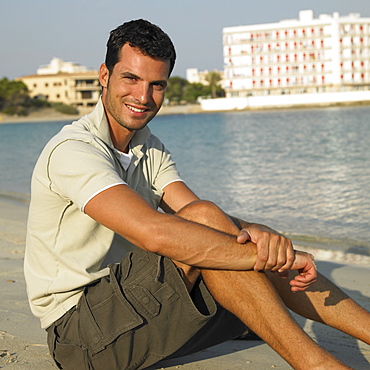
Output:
[24, 98, 182, 329]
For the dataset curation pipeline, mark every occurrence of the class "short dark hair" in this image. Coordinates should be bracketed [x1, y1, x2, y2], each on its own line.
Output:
[105, 19, 176, 76]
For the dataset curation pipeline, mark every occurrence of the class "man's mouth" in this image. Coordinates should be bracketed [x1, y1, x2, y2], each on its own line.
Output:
[126, 104, 148, 113]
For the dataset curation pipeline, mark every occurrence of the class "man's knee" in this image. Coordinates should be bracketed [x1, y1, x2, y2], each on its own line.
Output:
[176, 199, 222, 225]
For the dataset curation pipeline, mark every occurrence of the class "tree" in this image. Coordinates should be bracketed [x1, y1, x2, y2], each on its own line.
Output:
[0, 78, 30, 115]
[205, 70, 222, 98]
[183, 83, 208, 103]
[166, 76, 188, 104]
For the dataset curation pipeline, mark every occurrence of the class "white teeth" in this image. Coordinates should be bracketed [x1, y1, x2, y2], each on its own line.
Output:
[128, 105, 145, 113]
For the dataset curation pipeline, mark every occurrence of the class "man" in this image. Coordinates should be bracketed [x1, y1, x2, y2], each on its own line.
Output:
[25, 19, 370, 370]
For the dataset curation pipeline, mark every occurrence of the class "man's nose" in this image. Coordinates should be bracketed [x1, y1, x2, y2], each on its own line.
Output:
[134, 82, 151, 104]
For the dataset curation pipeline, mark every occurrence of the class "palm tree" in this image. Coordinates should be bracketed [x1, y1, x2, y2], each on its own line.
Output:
[205, 71, 222, 98]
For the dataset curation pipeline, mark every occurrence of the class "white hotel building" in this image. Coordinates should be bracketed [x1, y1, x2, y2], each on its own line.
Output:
[222, 10, 370, 98]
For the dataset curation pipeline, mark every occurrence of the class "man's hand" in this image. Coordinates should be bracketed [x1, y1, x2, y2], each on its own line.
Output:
[237, 226, 295, 272]
[289, 251, 317, 292]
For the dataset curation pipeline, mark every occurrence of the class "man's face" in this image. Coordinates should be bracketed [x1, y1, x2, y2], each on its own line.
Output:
[100, 43, 170, 132]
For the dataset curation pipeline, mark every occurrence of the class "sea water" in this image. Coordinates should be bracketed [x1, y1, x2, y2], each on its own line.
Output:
[1, 105, 369, 257]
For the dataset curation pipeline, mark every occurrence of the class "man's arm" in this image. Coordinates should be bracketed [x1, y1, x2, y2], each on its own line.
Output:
[85, 182, 316, 290]
[161, 183, 295, 272]
[160, 182, 316, 290]
[84, 183, 258, 270]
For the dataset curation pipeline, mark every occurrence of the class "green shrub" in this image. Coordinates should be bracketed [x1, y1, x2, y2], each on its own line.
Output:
[51, 102, 79, 115]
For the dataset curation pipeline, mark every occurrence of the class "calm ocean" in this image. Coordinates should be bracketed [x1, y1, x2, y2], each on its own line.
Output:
[1, 105, 370, 257]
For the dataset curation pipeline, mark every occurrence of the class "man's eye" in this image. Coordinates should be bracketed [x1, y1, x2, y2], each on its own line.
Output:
[123, 76, 136, 82]
[153, 83, 166, 90]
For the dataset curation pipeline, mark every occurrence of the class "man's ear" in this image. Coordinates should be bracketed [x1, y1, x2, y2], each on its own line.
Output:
[99, 63, 109, 88]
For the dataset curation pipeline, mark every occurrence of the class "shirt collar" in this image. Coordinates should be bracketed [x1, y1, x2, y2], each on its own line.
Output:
[82, 96, 152, 156]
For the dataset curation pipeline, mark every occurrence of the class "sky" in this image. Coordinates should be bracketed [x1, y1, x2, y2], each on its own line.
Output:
[1, 0, 369, 80]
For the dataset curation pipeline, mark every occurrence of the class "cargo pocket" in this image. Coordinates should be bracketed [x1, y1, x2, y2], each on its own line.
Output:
[79, 267, 144, 355]
[54, 341, 91, 370]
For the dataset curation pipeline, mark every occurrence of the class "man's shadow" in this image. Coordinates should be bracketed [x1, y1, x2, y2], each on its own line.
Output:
[292, 260, 370, 369]
[148, 260, 369, 369]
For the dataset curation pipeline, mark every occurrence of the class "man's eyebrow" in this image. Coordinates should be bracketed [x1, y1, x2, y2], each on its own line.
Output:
[120, 71, 141, 79]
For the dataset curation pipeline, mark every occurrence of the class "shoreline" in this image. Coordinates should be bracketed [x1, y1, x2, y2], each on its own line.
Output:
[1, 100, 370, 125]
[0, 196, 369, 369]
[0, 104, 204, 125]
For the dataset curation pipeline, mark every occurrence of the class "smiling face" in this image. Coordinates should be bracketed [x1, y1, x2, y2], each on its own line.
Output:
[99, 43, 170, 136]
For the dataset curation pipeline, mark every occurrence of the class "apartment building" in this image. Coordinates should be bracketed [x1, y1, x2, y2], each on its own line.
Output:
[186, 68, 224, 85]
[223, 10, 370, 98]
[18, 58, 101, 108]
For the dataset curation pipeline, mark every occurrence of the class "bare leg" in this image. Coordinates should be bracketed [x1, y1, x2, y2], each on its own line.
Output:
[174, 200, 367, 369]
[267, 269, 370, 345]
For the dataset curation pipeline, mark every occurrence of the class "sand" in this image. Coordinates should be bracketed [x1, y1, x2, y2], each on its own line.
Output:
[0, 194, 369, 369]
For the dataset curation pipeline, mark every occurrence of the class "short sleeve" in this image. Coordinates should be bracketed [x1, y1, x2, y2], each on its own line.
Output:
[47, 139, 126, 210]
[151, 140, 183, 191]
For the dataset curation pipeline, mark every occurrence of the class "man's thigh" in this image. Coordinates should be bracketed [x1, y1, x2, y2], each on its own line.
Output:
[47, 248, 246, 370]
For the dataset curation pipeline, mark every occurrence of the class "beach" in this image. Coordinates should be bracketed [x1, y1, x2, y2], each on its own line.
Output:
[0, 195, 369, 369]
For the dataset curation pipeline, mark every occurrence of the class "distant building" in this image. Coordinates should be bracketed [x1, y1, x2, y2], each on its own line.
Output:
[17, 58, 100, 109]
[186, 68, 224, 86]
[223, 10, 370, 98]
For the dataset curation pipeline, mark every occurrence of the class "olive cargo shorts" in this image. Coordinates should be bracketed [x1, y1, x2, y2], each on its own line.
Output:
[47, 248, 246, 370]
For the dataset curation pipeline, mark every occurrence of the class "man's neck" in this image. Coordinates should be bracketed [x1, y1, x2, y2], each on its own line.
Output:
[109, 124, 135, 153]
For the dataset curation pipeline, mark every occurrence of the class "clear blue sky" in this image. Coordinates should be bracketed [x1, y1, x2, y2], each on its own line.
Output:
[1, 0, 369, 80]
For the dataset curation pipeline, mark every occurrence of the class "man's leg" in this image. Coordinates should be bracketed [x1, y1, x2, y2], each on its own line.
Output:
[175, 200, 369, 370]
[266, 269, 370, 345]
